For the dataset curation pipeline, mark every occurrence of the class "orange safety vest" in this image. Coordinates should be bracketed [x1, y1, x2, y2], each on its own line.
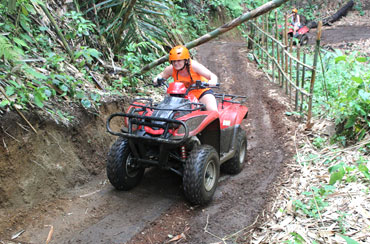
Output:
[172, 60, 210, 99]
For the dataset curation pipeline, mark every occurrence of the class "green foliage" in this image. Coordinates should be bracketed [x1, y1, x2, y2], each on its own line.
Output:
[312, 136, 326, 149]
[339, 234, 360, 244]
[62, 11, 96, 40]
[307, 50, 370, 143]
[293, 185, 335, 218]
[353, 0, 365, 16]
[328, 159, 370, 185]
[0, 35, 23, 61]
[283, 232, 305, 244]
[209, 0, 244, 16]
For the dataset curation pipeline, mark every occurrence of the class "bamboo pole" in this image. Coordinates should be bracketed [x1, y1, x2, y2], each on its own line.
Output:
[265, 14, 269, 69]
[271, 36, 275, 83]
[261, 17, 265, 65]
[284, 14, 288, 92]
[295, 46, 301, 110]
[138, 0, 290, 74]
[307, 21, 322, 128]
[300, 52, 306, 112]
[280, 44, 284, 87]
[248, 22, 254, 49]
[40, 3, 74, 62]
[289, 37, 293, 98]
[275, 11, 281, 86]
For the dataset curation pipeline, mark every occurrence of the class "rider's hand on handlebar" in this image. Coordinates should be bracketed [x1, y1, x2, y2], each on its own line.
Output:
[195, 80, 207, 89]
[153, 75, 166, 87]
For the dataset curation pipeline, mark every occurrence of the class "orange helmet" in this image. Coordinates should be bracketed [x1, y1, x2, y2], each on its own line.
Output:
[169, 45, 190, 61]
[292, 8, 298, 13]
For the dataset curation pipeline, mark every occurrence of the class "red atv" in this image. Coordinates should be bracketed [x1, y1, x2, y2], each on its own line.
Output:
[106, 80, 248, 205]
[279, 24, 310, 46]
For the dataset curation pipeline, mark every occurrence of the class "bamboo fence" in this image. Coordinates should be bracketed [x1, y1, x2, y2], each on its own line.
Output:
[245, 13, 323, 126]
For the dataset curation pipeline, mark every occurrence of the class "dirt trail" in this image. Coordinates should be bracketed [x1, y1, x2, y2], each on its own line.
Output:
[127, 41, 297, 243]
[0, 41, 296, 243]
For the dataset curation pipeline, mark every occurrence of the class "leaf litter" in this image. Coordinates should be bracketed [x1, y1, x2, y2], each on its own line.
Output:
[249, 118, 370, 244]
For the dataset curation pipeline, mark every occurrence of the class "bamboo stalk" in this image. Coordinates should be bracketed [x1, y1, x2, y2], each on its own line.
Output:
[307, 21, 322, 128]
[248, 22, 254, 49]
[289, 37, 293, 98]
[295, 46, 300, 111]
[39, 3, 74, 62]
[300, 52, 307, 113]
[265, 14, 269, 69]
[275, 11, 281, 86]
[261, 17, 265, 65]
[284, 14, 288, 92]
[272, 36, 275, 83]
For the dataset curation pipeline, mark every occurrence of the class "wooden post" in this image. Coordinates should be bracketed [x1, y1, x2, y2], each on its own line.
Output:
[300, 52, 306, 112]
[295, 46, 301, 111]
[272, 37, 275, 83]
[275, 11, 281, 86]
[261, 17, 265, 66]
[288, 37, 293, 97]
[280, 44, 285, 87]
[265, 14, 269, 70]
[307, 21, 322, 128]
[284, 14, 288, 93]
[248, 22, 254, 49]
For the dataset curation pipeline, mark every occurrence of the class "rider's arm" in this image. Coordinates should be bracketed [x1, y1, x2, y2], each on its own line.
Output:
[153, 65, 173, 84]
[191, 60, 218, 85]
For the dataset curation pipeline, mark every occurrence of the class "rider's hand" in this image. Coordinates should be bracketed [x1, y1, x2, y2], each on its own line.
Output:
[153, 75, 164, 87]
[208, 79, 218, 86]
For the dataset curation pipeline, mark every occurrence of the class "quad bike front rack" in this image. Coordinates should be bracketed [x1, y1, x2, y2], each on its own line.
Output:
[106, 113, 190, 145]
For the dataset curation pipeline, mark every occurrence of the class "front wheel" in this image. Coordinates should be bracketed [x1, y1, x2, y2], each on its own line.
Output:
[183, 145, 220, 205]
[106, 137, 144, 190]
[221, 128, 247, 174]
[299, 34, 309, 46]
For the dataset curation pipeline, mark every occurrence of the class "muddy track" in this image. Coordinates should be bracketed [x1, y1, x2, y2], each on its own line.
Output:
[0, 41, 296, 244]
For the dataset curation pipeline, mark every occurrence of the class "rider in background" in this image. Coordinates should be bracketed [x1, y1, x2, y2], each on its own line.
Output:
[289, 8, 301, 37]
[153, 45, 219, 111]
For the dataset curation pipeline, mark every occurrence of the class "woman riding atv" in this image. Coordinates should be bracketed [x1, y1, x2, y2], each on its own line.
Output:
[289, 8, 302, 37]
[153, 45, 219, 111]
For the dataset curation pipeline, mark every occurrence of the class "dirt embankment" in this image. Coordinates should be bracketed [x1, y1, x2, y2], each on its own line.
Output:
[0, 98, 126, 235]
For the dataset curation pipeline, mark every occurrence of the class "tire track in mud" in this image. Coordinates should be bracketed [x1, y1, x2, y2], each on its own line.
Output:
[128, 41, 296, 244]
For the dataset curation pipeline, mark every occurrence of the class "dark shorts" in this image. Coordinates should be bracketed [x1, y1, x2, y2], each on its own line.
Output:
[199, 89, 214, 100]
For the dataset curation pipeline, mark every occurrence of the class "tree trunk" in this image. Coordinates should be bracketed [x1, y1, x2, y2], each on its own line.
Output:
[307, 0, 354, 28]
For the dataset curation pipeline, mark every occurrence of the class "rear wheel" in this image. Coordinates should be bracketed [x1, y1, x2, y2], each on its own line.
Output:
[107, 137, 144, 190]
[183, 145, 220, 205]
[299, 34, 309, 46]
[221, 128, 247, 174]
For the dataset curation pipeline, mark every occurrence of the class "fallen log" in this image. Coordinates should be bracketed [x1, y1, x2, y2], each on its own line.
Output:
[307, 0, 354, 28]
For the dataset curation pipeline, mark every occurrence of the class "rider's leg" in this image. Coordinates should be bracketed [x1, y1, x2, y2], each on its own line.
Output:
[293, 24, 299, 36]
[200, 94, 218, 111]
